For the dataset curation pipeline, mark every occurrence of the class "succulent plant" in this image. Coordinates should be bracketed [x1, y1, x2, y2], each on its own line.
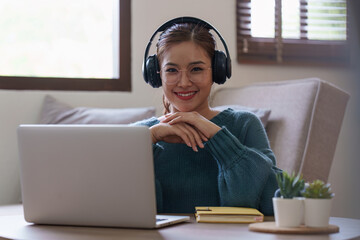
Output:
[275, 171, 305, 199]
[302, 180, 334, 199]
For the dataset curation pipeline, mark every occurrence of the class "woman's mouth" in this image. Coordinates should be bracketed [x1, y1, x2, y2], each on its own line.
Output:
[174, 91, 197, 100]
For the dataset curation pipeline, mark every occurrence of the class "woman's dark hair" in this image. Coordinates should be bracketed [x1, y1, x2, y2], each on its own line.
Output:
[156, 23, 216, 114]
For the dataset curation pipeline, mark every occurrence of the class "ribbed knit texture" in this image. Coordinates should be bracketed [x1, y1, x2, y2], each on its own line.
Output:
[134, 108, 281, 215]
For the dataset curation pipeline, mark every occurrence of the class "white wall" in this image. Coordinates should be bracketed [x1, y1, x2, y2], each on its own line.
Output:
[0, 0, 359, 219]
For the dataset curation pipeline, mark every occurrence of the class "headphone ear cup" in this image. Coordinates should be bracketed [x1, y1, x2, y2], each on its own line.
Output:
[144, 55, 162, 88]
[212, 50, 227, 85]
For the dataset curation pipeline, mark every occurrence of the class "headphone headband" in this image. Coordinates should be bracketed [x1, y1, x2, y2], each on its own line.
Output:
[152, 17, 213, 38]
[143, 17, 231, 88]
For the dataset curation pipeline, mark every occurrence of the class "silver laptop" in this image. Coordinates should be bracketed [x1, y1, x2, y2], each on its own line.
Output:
[17, 124, 189, 228]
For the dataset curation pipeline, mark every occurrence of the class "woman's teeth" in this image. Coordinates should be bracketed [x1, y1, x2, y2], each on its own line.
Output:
[177, 92, 196, 97]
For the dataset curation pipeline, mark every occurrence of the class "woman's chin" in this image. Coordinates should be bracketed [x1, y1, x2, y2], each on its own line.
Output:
[172, 103, 206, 113]
[172, 105, 195, 113]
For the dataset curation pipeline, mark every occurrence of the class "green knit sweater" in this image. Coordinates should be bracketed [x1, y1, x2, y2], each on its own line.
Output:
[135, 108, 281, 215]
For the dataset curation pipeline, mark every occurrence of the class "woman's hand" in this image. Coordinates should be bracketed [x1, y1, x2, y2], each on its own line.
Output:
[150, 122, 207, 152]
[160, 111, 221, 140]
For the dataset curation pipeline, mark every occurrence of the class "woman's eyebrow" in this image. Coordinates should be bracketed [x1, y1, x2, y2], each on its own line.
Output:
[163, 62, 178, 67]
[163, 61, 206, 67]
[189, 61, 206, 66]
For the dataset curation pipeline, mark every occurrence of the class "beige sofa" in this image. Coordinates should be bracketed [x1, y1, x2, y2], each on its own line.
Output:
[210, 78, 350, 182]
[38, 77, 350, 183]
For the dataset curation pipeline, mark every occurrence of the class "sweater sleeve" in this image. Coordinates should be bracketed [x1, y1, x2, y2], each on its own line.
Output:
[206, 113, 280, 216]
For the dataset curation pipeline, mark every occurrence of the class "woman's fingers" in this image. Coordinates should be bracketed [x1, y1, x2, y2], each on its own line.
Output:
[199, 131, 209, 142]
[160, 113, 176, 123]
[163, 113, 188, 124]
[162, 112, 218, 139]
[150, 122, 206, 152]
[174, 123, 202, 152]
[174, 124, 194, 149]
[182, 123, 205, 150]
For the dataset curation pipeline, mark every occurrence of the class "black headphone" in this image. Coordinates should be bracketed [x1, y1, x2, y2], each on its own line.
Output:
[142, 17, 232, 88]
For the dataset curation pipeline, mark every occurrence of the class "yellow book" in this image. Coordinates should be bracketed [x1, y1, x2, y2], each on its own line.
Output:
[195, 206, 264, 223]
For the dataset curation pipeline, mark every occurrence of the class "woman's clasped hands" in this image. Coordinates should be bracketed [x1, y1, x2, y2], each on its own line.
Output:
[149, 111, 221, 152]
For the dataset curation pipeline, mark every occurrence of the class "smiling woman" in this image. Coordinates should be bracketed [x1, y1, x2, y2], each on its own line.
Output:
[134, 17, 281, 215]
[0, 0, 131, 91]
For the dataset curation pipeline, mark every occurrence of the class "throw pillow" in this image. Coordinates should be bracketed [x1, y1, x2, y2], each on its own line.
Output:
[212, 105, 271, 127]
[40, 95, 156, 124]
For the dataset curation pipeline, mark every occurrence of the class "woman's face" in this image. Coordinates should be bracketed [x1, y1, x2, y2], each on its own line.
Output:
[160, 41, 213, 114]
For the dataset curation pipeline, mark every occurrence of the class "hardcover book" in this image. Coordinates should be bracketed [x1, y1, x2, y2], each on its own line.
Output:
[195, 207, 264, 223]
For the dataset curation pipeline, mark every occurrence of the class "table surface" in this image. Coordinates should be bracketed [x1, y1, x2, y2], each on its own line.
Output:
[0, 204, 359, 240]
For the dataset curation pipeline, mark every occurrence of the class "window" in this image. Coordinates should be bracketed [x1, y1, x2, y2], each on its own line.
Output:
[0, 0, 130, 91]
[237, 0, 349, 65]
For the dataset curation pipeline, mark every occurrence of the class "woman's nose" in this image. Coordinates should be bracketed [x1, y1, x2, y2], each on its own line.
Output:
[177, 71, 193, 87]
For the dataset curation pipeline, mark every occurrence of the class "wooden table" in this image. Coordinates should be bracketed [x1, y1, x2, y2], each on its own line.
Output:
[0, 204, 359, 240]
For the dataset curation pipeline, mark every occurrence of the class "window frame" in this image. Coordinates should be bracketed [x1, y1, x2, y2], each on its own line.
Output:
[237, 0, 350, 66]
[0, 0, 131, 91]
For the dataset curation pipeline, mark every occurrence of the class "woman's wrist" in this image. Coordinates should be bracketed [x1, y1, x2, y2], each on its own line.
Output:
[149, 126, 158, 144]
[209, 124, 221, 138]
[200, 119, 221, 139]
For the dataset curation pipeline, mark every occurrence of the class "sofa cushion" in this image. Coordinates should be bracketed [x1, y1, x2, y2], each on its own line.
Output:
[40, 95, 156, 124]
[212, 105, 271, 127]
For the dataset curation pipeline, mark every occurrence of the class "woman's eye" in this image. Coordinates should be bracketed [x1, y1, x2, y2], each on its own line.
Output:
[191, 67, 204, 72]
[165, 68, 178, 73]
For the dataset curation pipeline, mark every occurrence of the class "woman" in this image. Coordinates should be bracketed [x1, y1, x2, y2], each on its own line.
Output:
[137, 19, 280, 215]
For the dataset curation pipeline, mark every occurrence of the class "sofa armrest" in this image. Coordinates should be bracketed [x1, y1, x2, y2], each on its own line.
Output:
[210, 78, 350, 181]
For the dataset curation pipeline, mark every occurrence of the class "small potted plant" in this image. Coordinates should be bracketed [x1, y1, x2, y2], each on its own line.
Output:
[303, 180, 334, 227]
[273, 171, 305, 227]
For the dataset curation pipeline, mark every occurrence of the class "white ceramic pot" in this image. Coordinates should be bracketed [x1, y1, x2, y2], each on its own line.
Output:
[304, 198, 332, 227]
[272, 197, 304, 227]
